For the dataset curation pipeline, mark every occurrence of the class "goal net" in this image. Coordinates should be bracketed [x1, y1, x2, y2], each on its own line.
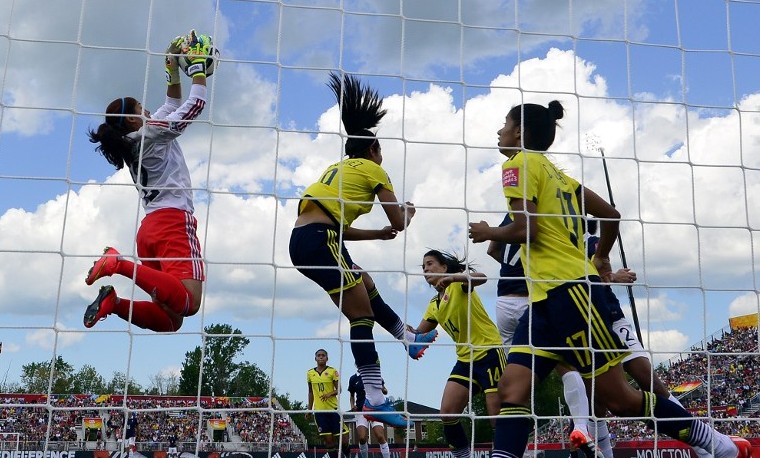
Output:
[0, 0, 759, 457]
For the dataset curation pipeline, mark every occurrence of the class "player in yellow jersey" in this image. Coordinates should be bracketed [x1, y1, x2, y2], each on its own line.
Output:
[412, 249, 505, 458]
[290, 73, 421, 429]
[307, 349, 350, 458]
[468, 101, 750, 458]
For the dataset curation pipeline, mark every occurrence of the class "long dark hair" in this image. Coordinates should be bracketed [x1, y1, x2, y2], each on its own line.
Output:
[507, 100, 564, 151]
[87, 97, 139, 170]
[423, 249, 472, 274]
[328, 72, 387, 158]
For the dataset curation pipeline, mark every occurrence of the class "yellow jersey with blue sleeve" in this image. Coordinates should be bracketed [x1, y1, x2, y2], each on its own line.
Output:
[307, 366, 340, 411]
[299, 158, 393, 228]
[501, 151, 596, 302]
[422, 283, 502, 362]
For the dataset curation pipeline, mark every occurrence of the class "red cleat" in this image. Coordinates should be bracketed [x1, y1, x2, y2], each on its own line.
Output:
[83, 285, 117, 328]
[729, 436, 752, 458]
[85, 247, 121, 285]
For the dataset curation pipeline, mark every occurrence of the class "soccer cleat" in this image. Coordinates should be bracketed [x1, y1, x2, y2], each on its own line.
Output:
[569, 429, 603, 458]
[85, 247, 121, 285]
[83, 285, 117, 328]
[408, 329, 438, 360]
[363, 399, 412, 429]
[729, 436, 751, 458]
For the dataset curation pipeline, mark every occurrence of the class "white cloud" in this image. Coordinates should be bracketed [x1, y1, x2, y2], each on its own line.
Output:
[728, 292, 760, 317]
[0, 342, 20, 354]
[1, 0, 230, 136]
[626, 293, 684, 323]
[3, 47, 759, 337]
[640, 329, 690, 365]
[2, 7, 760, 407]
[26, 323, 84, 351]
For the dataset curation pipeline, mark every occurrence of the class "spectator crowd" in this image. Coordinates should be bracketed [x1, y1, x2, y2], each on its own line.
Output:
[0, 394, 305, 451]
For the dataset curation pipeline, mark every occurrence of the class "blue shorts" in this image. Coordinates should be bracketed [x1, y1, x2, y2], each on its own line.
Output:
[508, 278, 629, 380]
[449, 347, 507, 394]
[290, 224, 362, 294]
[315, 412, 349, 436]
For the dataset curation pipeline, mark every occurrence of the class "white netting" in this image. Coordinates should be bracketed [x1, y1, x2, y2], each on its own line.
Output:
[0, 0, 759, 456]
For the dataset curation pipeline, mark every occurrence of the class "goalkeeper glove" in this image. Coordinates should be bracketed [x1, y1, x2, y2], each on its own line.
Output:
[184, 30, 213, 78]
[165, 35, 185, 85]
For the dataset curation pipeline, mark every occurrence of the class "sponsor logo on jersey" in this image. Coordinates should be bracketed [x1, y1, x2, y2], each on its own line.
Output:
[502, 168, 519, 187]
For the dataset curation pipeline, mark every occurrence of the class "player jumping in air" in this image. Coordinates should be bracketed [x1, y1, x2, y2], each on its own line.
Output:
[289, 73, 425, 428]
[468, 100, 751, 458]
[83, 31, 211, 332]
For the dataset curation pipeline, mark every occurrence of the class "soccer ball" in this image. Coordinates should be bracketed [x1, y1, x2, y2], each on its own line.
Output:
[178, 46, 220, 77]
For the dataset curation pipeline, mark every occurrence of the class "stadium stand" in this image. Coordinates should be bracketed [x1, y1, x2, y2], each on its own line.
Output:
[536, 324, 760, 443]
[0, 394, 306, 452]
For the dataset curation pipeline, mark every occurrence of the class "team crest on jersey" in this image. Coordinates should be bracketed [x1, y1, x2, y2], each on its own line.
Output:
[502, 168, 519, 187]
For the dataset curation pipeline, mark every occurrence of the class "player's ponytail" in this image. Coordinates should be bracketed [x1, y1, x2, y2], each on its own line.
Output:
[424, 249, 473, 274]
[328, 72, 387, 158]
[87, 97, 139, 170]
[507, 100, 564, 151]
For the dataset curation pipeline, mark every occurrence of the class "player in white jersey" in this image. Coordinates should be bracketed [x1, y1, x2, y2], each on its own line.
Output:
[83, 32, 212, 332]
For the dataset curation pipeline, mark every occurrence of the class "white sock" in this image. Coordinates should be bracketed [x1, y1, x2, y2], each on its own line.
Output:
[591, 420, 613, 458]
[713, 430, 738, 458]
[365, 388, 385, 406]
[379, 443, 390, 458]
[562, 371, 590, 434]
[404, 328, 416, 344]
[359, 442, 369, 458]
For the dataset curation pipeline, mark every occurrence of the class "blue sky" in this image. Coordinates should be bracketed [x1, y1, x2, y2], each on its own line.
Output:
[1, 0, 760, 414]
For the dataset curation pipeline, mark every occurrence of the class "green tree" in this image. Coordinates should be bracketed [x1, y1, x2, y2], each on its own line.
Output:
[471, 392, 492, 444]
[147, 371, 180, 395]
[178, 347, 207, 395]
[20, 356, 74, 393]
[229, 363, 271, 397]
[178, 324, 251, 396]
[71, 364, 107, 394]
[276, 393, 316, 444]
[106, 371, 144, 395]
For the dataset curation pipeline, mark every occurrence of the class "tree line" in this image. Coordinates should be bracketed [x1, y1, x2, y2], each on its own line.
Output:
[2, 322, 565, 445]
[4, 324, 318, 442]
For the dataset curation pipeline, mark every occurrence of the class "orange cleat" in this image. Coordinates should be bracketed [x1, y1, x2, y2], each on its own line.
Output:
[570, 429, 603, 458]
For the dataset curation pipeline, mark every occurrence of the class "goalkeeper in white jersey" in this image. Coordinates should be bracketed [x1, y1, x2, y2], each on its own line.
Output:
[83, 31, 213, 332]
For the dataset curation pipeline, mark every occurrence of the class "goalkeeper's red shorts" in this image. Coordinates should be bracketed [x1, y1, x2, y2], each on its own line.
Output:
[136, 207, 205, 281]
